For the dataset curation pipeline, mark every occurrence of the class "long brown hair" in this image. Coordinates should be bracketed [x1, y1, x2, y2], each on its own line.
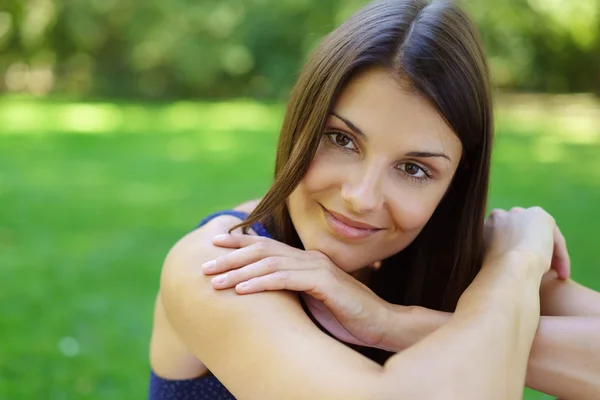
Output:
[236, 0, 492, 319]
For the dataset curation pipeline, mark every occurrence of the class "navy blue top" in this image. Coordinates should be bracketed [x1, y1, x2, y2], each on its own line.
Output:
[149, 210, 272, 400]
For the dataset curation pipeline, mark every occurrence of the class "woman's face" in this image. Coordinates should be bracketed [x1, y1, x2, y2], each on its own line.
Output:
[287, 68, 463, 272]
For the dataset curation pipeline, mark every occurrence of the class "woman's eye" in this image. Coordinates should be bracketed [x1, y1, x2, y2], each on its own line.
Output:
[327, 132, 356, 150]
[399, 163, 428, 178]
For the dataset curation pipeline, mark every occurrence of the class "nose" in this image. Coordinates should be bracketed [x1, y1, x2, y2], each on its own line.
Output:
[341, 163, 384, 214]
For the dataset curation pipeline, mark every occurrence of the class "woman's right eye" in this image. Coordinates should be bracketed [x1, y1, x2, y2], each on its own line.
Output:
[326, 132, 357, 151]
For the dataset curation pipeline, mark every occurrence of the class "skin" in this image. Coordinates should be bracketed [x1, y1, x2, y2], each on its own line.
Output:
[151, 68, 599, 399]
[203, 204, 600, 399]
[287, 68, 462, 272]
[199, 71, 600, 398]
[158, 206, 554, 399]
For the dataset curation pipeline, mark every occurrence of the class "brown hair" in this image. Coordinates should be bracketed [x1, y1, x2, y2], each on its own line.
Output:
[236, 0, 492, 333]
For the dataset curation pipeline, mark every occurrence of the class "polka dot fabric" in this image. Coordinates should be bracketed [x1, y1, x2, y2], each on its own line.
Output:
[149, 371, 236, 400]
[148, 211, 272, 399]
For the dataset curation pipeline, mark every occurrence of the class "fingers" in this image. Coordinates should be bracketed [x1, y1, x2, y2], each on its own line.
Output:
[234, 270, 328, 296]
[551, 224, 571, 280]
[211, 233, 269, 249]
[210, 256, 290, 289]
[202, 236, 287, 275]
[487, 206, 569, 279]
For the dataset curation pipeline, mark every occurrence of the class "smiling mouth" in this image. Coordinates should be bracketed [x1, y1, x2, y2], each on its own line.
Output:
[320, 205, 381, 240]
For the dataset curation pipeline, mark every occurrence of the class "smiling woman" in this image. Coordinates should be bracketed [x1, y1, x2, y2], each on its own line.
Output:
[286, 69, 463, 275]
[149, 0, 600, 399]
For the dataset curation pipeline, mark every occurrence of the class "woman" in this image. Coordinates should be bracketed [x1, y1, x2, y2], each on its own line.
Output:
[150, 0, 600, 399]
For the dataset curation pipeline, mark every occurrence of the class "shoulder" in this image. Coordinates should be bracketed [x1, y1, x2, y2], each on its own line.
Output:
[233, 198, 262, 214]
[164, 199, 263, 273]
[162, 213, 251, 282]
[157, 204, 384, 398]
[159, 205, 297, 337]
[163, 196, 263, 285]
[158, 211, 302, 352]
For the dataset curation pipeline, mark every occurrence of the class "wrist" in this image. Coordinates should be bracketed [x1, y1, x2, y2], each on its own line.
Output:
[483, 250, 547, 284]
[456, 250, 543, 322]
[379, 303, 450, 352]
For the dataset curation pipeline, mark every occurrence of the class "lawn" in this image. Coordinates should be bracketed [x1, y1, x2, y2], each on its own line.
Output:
[0, 95, 598, 399]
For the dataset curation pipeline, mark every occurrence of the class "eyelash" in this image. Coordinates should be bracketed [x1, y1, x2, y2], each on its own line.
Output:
[397, 163, 433, 184]
[323, 131, 434, 184]
[324, 131, 357, 151]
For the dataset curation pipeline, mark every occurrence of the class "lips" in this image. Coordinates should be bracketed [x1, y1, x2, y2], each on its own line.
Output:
[326, 209, 380, 230]
[321, 205, 381, 240]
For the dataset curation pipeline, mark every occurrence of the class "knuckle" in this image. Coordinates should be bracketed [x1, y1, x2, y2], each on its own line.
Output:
[530, 206, 546, 215]
[264, 257, 279, 272]
[532, 206, 554, 222]
[215, 255, 227, 267]
[226, 270, 238, 280]
[490, 208, 504, 217]
[273, 270, 290, 282]
[253, 241, 269, 254]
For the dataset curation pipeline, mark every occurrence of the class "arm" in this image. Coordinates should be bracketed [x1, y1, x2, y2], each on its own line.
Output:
[539, 270, 600, 317]
[383, 251, 543, 400]
[160, 217, 543, 400]
[383, 272, 600, 400]
[526, 316, 600, 399]
[526, 271, 600, 399]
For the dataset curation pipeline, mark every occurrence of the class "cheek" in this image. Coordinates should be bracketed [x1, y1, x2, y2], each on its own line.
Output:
[388, 186, 447, 233]
[287, 152, 327, 210]
[286, 154, 336, 240]
[299, 151, 342, 194]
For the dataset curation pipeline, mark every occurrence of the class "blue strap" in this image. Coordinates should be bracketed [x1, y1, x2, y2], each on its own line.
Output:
[197, 210, 272, 239]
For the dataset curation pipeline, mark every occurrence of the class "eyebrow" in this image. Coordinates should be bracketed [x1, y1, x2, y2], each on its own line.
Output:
[329, 111, 452, 162]
[405, 151, 452, 162]
[331, 111, 367, 140]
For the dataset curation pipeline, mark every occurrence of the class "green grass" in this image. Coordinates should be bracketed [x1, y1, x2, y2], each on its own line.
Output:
[0, 96, 599, 399]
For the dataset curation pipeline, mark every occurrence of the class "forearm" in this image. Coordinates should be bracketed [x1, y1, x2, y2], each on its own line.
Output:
[385, 297, 600, 399]
[381, 253, 543, 399]
[380, 304, 451, 351]
[525, 316, 600, 400]
[540, 271, 600, 316]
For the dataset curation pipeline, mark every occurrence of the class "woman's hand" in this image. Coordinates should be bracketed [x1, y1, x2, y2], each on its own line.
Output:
[483, 207, 570, 280]
[201, 234, 391, 349]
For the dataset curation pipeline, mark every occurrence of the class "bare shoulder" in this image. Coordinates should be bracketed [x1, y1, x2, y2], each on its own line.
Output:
[164, 214, 248, 268]
[161, 205, 261, 279]
[232, 197, 262, 214]
[158, 210, 382, 399]
[151, 211, 263, 379]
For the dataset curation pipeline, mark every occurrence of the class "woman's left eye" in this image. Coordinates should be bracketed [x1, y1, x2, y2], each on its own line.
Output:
[398, 163, 430, 179]
[326, 132, 356, 150]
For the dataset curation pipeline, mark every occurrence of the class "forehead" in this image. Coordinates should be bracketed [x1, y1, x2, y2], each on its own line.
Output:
[332, 68, 462, 156]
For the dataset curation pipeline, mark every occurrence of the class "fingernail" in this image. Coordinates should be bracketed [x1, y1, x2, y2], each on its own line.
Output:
[213, 234, 229, 241]
[202, 260, 216, 271]
[237, 282, 249, 290]
[212, 275, 226, 285]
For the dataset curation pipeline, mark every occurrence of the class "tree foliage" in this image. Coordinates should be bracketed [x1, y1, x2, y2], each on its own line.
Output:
[0, 0, 598, 99]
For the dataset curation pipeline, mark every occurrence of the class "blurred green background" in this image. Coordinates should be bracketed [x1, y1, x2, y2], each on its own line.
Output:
[0, 0, 599, 399]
